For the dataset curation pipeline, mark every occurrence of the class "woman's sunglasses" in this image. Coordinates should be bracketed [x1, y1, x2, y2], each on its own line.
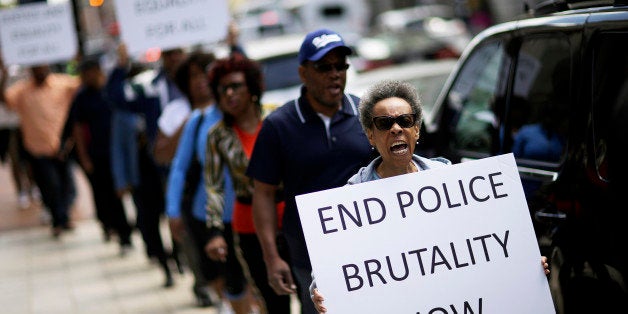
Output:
[372, 114, 416, 131]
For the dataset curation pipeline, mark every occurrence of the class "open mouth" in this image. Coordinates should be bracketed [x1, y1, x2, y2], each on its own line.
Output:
[390, 140, 408, 155]
[327, 84, 342, 95]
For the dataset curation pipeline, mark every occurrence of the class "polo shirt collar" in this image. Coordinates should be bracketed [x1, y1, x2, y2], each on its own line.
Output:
[293, 86, 358, 124]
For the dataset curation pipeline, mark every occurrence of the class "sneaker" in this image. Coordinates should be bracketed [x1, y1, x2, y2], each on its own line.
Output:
[18, 192, 30, 209]
[52, 226, 63, 239]
[39, 209, 51, 225]
[119, 244, 133, 257]
[30, 187, 41, 202]
[218, 301, 235, 314]
[193, 286, 213, 307]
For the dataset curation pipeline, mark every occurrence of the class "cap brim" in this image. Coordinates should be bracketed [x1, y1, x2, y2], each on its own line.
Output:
[308, 45, 353, 62]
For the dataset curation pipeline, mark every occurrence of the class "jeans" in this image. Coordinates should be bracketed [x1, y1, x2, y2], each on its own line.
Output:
[29, 156, 74, 227]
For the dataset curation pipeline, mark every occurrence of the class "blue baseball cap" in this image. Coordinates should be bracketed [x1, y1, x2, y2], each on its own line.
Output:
[298, 29, 353, 64]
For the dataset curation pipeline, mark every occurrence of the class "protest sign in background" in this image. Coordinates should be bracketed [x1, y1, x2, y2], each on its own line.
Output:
[113, 0, 230, 56]
[296, 153, 555, 313]
[0, 2, 78, 66]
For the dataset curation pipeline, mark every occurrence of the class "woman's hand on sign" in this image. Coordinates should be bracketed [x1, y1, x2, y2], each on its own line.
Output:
[312, 288, 327, 313]
[542, 256, 550, 275]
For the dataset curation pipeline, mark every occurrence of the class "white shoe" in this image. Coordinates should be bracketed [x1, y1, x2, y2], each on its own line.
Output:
[18, 192, 30, 209]
[31, 187, 41, 203]
[39, 209, 51, 225]
[218, 301, 234, 314]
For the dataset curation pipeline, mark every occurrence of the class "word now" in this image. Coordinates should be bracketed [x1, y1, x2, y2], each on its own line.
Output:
[417, 298, 483, 314]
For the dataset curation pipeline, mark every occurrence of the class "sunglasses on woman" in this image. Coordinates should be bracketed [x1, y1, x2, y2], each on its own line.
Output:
[372, 114, 417, 131]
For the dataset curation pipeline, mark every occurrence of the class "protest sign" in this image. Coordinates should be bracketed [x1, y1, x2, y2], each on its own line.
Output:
[296, 153, 555, 313]
[0, 2, 78, 66]
[113, 0, 230, 56]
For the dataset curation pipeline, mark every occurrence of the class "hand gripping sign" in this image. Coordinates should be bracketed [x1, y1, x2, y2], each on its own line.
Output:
[296, 153, 555, 314]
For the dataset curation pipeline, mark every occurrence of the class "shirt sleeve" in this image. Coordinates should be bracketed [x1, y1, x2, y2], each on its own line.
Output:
[204, 125, 226, 230]
[166, 113, 199, 218]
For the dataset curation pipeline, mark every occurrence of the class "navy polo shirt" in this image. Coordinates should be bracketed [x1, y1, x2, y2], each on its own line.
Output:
[246, 87, 374, 268]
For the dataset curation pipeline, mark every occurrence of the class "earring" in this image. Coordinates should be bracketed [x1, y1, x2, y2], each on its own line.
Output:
[371, 146, 375, 151]
[416, 140, 419, 144]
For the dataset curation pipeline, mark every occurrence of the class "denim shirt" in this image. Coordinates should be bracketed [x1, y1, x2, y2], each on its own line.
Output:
[165, 106, 235, 222]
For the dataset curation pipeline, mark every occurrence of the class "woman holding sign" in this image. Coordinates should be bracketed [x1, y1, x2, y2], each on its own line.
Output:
[308, 80, 550, 313]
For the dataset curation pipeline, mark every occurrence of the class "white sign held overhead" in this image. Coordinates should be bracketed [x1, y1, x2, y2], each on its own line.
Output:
[296, 153, 555, 314]
[0, 2, 78, 66]
[113, 0, 230, 56]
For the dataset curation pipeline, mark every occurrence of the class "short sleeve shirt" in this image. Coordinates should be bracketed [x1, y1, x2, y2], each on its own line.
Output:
[246, 87, 375, 268]
[5, 73, 80, 157]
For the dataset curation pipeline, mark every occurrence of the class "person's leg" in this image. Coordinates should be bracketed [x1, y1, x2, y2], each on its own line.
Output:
[29, 157, 71, 234]
[92, 159, 133, 248]
[185, 215, 223, 307]
[6, 129, 30, 208]
[59, 159, 75, 228]
[237, 232, 291, 314]
[136, 146, 173, 287]
[292, 265, 318, 314]
[86, 167, 112, 238]
[222, 223, 252, 314]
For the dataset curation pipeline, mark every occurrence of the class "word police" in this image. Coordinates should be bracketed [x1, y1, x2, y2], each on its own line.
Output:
[317, 171, 508, 234]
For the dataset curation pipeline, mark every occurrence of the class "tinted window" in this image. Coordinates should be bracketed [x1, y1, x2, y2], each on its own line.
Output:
[508, 35, 570, 163]
[449, 41, 506, 153]
[591, 33, 628, 184]
[259, 54, 301, 91]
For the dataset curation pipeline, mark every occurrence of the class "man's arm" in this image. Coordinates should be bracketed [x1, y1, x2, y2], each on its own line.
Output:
[252, 179, 296, 295]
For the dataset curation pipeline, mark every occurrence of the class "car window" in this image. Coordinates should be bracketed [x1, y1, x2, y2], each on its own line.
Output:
[508, 35, 570, 164]
[591, 32, 628, 184]
[259, 53, 301, 91]
[449, 41, 506, 153]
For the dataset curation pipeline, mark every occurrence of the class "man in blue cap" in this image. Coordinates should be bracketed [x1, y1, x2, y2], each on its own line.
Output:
[247, 29, 375, 313]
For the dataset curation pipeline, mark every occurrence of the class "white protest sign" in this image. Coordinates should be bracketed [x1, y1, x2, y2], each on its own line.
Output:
[296, 153, 555, 314]
[113, 0, 230, 56]
[0, 2, 78, 66]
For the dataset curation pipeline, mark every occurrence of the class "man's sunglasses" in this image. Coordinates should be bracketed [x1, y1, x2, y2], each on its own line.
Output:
[312, 62, 350, 73]
[372, 114, 417, 131]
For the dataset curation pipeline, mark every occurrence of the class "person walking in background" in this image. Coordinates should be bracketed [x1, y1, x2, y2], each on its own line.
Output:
[0, 62, 40, 210]
[165, 51, 232, 308]
[204, 53, 290, 314]
[1, 57, 80, 238]
[68, 58, 133, 255]
[246, 29, 375, 314]
[107, 44, 183, 288]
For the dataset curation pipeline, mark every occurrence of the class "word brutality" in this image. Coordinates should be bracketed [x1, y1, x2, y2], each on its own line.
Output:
[342, 230, 510, 292]
[312, 170, 514, 292]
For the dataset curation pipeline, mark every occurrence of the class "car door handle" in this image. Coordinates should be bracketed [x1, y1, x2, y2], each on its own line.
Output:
[517, 166, 558, 182]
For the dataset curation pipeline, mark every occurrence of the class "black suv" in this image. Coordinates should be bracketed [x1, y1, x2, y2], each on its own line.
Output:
[419, 1, 628, 312]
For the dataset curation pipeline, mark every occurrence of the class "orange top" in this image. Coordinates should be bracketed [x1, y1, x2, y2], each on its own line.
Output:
[232, 123, 284, 234]
[5, 73, 80, 157]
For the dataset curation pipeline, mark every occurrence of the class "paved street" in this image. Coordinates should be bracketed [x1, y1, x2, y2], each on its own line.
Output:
[0, 162, 300, 313]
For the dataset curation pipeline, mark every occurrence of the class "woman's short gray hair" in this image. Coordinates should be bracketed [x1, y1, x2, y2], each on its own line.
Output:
[358, 80, 423, 132]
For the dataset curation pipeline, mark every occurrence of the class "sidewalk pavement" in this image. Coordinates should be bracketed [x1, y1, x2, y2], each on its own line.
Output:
[0, 163, 301, 313]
